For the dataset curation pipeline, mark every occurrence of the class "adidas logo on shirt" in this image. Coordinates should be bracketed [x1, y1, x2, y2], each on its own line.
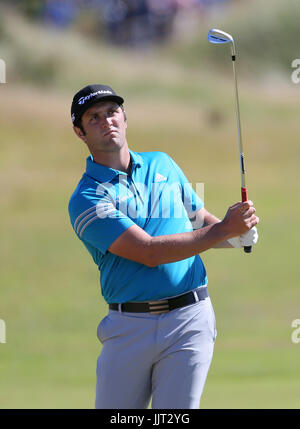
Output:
[154, 173, 167, 183]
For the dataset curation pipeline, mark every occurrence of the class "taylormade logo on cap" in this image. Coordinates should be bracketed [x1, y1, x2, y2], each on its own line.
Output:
[78, 90, 113, 105]
[71, 84, 124, 126]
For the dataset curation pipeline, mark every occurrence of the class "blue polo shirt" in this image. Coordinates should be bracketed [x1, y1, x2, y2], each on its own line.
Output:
[68, 150, 207, 303]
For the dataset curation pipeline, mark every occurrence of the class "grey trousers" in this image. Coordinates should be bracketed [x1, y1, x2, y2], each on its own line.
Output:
[95, 296, 217, 409]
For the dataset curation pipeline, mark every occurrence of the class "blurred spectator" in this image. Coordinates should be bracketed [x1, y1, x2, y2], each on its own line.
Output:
[4, 0, 232, 46]
[102, 0, 179, 47]
[147, 0, 179, 44]
[43, 0, 78, 28]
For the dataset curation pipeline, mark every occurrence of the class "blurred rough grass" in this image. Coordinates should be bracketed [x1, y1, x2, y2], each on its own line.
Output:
[167, 0, 300, 76]
[2, 0, 300, 88]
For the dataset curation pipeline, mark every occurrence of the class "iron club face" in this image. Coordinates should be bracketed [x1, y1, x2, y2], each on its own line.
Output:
[208, 28, 236, 57]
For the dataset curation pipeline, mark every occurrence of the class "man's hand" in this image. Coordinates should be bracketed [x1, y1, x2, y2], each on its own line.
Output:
[221, 200, 259, 239]
[188, 204, 259, 249]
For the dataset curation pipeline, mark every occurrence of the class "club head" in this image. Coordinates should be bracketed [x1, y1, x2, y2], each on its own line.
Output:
[208, 28, 236, 56]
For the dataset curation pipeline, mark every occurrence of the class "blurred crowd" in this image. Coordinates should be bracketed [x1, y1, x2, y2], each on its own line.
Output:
[7, 0, 231, 47]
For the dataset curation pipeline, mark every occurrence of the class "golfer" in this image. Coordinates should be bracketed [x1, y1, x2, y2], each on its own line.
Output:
[68, 84, 259, 409]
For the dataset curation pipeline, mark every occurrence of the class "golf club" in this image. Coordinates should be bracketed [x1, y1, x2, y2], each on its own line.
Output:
[208, 28, 252, 253]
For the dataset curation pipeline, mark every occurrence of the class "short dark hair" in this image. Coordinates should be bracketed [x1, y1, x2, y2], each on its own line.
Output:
[77, 120, 86, 136]
[120, 104, 127, 121]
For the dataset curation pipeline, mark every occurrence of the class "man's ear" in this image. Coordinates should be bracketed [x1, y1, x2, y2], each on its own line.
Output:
[73, 125, 87, 143]
[122, 110, 127, 129]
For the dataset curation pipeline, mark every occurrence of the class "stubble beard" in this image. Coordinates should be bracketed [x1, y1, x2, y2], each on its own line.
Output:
[105, 132, 125, 152]
[94, 131, 126, 154]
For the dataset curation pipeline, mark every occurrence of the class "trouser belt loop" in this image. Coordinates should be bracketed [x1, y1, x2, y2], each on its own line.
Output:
[193, 290, 200, 302]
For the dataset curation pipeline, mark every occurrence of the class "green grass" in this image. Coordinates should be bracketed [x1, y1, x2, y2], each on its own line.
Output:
[1, 6, 300, 409]
[1, 83, 299, 408]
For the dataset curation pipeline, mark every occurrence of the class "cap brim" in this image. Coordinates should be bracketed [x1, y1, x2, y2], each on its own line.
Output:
[73, 95, 124, 126]
[96, 95, 124, 105]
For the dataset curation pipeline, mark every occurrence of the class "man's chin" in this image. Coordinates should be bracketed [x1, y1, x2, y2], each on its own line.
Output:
[102, 138, 124, 152]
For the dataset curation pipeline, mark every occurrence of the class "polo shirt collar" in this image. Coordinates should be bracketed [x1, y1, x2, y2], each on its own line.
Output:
[85, 150, 143, 183]
[129, 150, 143, 169]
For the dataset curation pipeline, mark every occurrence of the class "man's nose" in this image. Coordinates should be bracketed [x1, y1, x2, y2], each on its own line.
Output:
[100, 115, 112, 128]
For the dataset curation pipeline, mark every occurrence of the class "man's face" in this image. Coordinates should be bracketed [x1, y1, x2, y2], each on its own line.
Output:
[74, 101, 127, 153]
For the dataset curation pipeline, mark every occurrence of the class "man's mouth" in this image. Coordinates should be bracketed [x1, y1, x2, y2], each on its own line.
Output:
[104, 129, 117, 137]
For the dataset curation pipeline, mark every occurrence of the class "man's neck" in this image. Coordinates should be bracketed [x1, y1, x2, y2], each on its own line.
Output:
[91, 146, 131, 174]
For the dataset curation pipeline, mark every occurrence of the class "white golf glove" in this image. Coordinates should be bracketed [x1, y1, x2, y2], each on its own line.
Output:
[228, 227, 258, 248]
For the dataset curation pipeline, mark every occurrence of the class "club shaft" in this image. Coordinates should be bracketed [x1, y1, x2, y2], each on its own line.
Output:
[232, 58, 246, 191]
[231, 56, 252, 254]
[208, 28, 252, 253]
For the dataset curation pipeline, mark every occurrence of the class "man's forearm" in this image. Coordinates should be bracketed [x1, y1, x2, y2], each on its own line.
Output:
[193, 210, 233, 249]
[109, 202, 257, 266]
[207, 221, 233, 249]
[148, 221, 232, 266]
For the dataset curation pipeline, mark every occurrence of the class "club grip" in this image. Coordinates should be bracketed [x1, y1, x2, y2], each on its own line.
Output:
[241, 187, 248, 203]
[241, 187, 252, 254]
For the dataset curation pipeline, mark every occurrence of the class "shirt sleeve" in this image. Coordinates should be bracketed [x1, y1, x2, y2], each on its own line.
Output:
[69, 190, 135, 255]
[166, 155, 204, 214]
